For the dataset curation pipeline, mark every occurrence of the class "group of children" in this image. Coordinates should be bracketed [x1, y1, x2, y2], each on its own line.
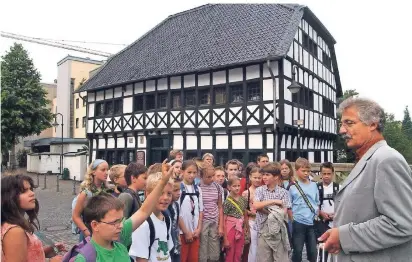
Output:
[1, 149, 338, 262]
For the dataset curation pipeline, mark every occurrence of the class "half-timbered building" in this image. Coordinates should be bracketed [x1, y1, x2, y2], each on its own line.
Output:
[77, 4, 342, 166]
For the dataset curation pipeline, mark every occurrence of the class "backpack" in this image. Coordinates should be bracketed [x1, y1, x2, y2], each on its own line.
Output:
[167, 202, 180, 224]
[147, 212, 171, 258]
[123, 188, 140, 218]
[317, 182, 339, 207]
[62, 237, 96, 262]
[71, 190, 93, 234]
[179, 183, 200, 207]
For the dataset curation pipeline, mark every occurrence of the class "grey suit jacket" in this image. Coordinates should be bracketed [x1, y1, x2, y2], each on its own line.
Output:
[334, 140, 412, 262]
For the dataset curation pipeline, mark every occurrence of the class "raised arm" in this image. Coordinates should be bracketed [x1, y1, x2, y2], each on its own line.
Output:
[339, 155, 412, 253]
[72, 191, 90, 237]
[130, 160, 172, 231]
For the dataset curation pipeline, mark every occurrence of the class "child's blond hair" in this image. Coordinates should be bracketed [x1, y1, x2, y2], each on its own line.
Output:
[146, 172, 174, 193]
[80, 160, 108, 190]
[109, 164, 127, 184]
[295, 157, 311, 171]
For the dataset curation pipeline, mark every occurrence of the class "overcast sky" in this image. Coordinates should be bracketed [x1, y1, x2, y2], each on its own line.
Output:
[1, 0, 411, 120]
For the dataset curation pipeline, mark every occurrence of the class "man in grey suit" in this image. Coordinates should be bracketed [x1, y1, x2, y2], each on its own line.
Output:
[320, 97, 412, 261]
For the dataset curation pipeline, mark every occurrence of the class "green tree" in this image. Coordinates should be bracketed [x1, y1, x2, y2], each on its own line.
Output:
[401, 106, 412, 141]
[334, 89, 359, 163]
[1, 43, 53, 167]
[384, 113, 412, 163]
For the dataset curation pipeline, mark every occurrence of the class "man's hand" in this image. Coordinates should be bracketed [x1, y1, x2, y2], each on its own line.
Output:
[161, 159, 173, 181]
[319, 228, 341, 254]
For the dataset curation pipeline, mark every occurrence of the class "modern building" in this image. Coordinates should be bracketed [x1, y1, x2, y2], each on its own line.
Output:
[54, 55, 104, 139]
[77, 4, 342, 166]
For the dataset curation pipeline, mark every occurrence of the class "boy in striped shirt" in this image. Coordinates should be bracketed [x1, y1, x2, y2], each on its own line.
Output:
[199, 165, 224, 262]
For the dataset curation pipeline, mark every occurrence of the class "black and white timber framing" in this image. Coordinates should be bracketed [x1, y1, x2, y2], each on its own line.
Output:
[77, 4, 342, 166]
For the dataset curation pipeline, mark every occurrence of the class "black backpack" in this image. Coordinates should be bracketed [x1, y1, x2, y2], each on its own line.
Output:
[317, 182, 339, 207]
[147, 212, 171, 258]
[123, 188, 141, 218]
[179, 183, 200, 207]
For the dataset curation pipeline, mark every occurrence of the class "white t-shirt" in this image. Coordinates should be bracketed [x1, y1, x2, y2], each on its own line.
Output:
[179, 184, 204, 234]
[129, 213, 174, 262]
[320, 182, 340, 228]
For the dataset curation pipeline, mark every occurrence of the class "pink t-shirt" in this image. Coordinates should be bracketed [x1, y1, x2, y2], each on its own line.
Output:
[1, 223, 45, 262]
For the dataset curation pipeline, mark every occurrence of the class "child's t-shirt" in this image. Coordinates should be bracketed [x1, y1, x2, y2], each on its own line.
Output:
[289, 181, 319, 225]
[223, 196, 247, 219]
[179, 184, 204, 234]
[200, 181, 222, 223]
[74, 218, 133, 262]
[129, 213, 174, 262]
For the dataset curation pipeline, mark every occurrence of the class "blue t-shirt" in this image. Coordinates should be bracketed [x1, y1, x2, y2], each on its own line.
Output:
[289, 181, 319, 225]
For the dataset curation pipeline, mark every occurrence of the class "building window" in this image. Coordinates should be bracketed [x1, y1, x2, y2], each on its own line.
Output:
[96, 102, 104, 116]
[158, 93, 167, 109]
[303, 32, 318, 57]
[230, 84, 243, 103]
[83, 99, 86, 107]
[322, 97, 334, 117]
[214, 86, 226, 105]
[292, 88, 314, 110]
[185, 151, 198, 160]
[134, 96, 144, 111]
[105, 101, 114, 115]
[117, 151, 125, 164]
[97, 150, 105, 160]
[314, 151, 322, 163]
[215, 151, 229, 166]
[114, 99, 123, 114]
[106, 151, 115, 165]
[82, 116, 86, 128]
[76, 98, 79, 109]
[146, 94, 155, 110]
[232, 151, 245, 164]
[322, 51, 332, 70]
[127, 150, 135, 164]
[199, 89, 210, 106]
[172, 92, 181, 109]
[324, 151, 329, 162]
[247, 81, 261, 102]
[75, 118, 79, 128]
[185, 90, 196, 107]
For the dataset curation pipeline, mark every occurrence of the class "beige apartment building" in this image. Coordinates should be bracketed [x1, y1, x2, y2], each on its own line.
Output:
[53, 56, 104, 138]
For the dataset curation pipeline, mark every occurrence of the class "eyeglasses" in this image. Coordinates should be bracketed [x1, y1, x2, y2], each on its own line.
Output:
[339, 120, 359, 129]
[99, 217, 125, 228]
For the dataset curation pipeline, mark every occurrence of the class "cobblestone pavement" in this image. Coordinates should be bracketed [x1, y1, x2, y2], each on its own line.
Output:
[23, 172, 309, 261]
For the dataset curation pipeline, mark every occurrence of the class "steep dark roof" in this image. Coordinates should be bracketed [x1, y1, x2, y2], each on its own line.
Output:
[79, 4, 340, 93]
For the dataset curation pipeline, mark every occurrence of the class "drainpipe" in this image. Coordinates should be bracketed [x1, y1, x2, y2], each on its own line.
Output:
[266, 59, 278, 161]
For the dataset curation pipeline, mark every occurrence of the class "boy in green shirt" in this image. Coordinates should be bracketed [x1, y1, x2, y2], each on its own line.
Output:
[74, 161, 172, 262]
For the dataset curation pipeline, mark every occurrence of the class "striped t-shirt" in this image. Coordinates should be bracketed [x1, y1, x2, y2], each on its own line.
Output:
[199, 181, 222, 223]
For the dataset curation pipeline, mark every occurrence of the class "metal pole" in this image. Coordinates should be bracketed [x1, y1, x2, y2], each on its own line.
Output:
[297, 125, 301, 158]
[43, 173, 47, 189]
[73, 176, 77, 195]
[267, 59, 278, 161]
[37, 173, 40, 187]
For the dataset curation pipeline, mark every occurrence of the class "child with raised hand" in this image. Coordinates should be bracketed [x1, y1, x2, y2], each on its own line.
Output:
[129, 172, 175, 262]
[179, 160, 204, 262]
[2, 175, 66, 262]
[223, 176, 248, 262]
[73, 159, 174, 262]
[72, 159, 112, 241]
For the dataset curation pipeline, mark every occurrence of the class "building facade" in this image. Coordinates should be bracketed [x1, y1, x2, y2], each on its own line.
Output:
[78, 4, 342, 166]
[54, 56, 104, 138]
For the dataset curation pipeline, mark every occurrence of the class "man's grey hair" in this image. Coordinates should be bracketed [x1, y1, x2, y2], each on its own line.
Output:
[338, 97, 385, 132]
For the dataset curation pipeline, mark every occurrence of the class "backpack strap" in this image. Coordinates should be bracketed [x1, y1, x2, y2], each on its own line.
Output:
[174, 201, 180, 220]
[317, 182, 324, 206]
[77, 239, 96, 262]
[180, 182, 186, 207]
[286, 181, 295, 191]
[333, 182, 339, 196]
[147, 216, 155, 258]
[162, 211, 171, 241]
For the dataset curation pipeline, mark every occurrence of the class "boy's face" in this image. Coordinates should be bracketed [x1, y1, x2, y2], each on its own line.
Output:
[175, 153, 183, 161]
[228, 179, 241, 195]
[172, 182, 181, 201]
[92, 209, 124, 241]
[296, 167, 310, 181]
[250, 172, 262, 187]
[156, 184, 173, 212]
[262, 173, 278, 187]
[226, 164, 239, 179]
[202, 169, 214, 185]
[214, 170, 225, 185]
[133, 173, 148, 190]
[321, 167, 334, 185]
[257, 157, 269, 168]
[114, 168, 127, 187]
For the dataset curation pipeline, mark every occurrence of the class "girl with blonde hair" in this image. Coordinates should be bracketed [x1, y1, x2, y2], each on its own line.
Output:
[109, 164, 127, 197]
[72, 159, 112, 241]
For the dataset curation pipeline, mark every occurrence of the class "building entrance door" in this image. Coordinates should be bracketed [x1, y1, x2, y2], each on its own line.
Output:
[148, 136, 170, 165]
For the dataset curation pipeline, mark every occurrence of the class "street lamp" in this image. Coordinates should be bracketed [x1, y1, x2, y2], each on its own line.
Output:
[52, 113, 64, 192]
[287, 65, 302, 159]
